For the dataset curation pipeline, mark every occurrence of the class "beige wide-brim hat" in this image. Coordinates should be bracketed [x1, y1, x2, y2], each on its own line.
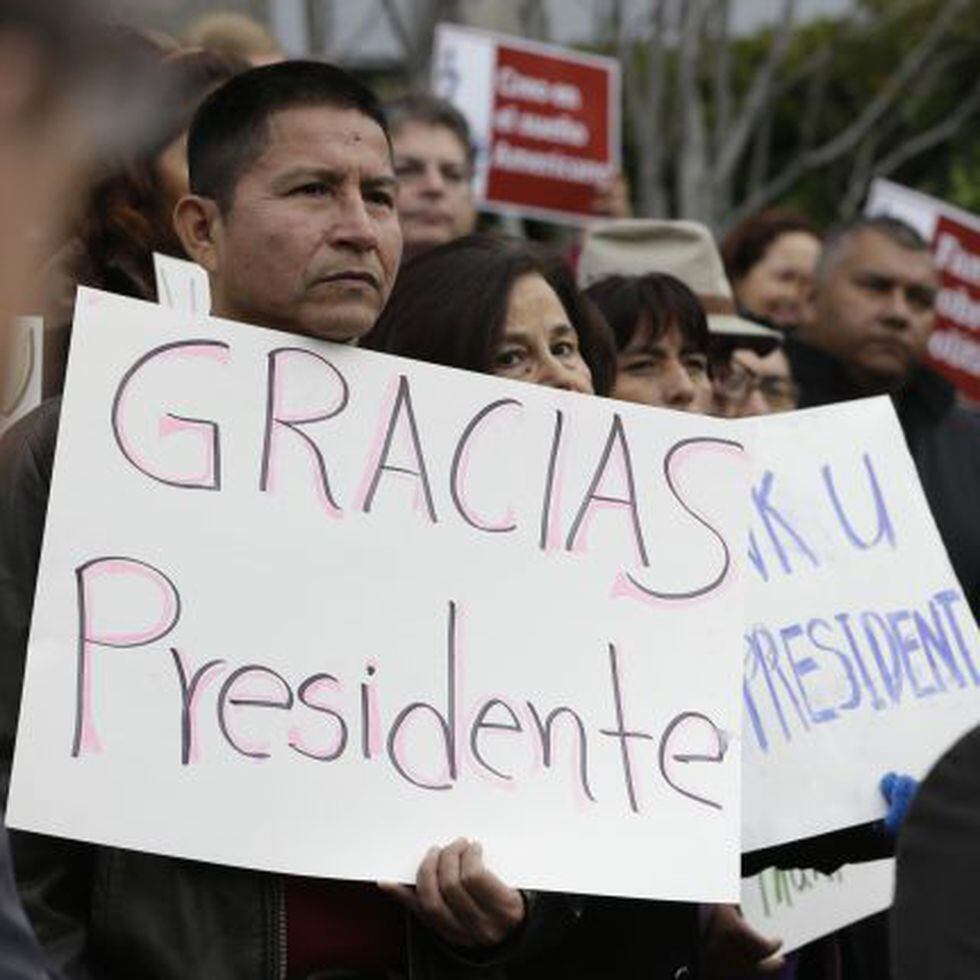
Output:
[578, 219, 782, 350]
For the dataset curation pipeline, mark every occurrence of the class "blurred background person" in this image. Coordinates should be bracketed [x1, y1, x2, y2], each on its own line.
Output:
[40, 40, 245, 395]
[0, 1, 166, 974]
[578, 219, 783, 417]
[182, 10, 283, 67]
[791, 214, 980, 621]
[385, 93, 478, 262]
[721, 209, 822, 331]
[712, 346, 799, 417]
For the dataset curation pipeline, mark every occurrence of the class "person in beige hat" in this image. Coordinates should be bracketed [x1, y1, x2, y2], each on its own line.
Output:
[579, 220, 787, 417]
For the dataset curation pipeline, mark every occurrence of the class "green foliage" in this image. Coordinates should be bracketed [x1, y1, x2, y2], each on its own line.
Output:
[613, 0, 980, 226]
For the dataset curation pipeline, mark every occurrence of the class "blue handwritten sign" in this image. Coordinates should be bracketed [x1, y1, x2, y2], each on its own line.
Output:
[741, 399, 980, 851]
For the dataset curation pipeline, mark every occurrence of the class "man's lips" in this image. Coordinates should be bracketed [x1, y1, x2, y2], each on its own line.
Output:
[314, 270, 380, 290]
[404, 209, 452, 226]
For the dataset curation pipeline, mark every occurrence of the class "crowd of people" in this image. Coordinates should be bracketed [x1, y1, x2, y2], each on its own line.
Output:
[0, 3, 979, 979]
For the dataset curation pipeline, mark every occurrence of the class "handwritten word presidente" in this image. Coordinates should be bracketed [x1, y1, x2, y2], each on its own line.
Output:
[71, 572, 728, 817]
[111, 340, 739, 602]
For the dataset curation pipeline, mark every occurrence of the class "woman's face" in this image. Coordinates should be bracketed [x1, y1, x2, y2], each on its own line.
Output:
[735, 231, 821, 329]
[490, 273, 594, 394]
[612, 320, 712, 414]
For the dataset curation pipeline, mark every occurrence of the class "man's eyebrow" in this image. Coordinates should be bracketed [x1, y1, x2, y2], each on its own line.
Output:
[363, 174, 398, 191]
[273, 166, 342, 187]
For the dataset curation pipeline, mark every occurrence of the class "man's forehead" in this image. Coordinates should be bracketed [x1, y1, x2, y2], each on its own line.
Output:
[847, 228, 938, 285]
[392, 120, 468, 158]
[256, 104, 393, 169]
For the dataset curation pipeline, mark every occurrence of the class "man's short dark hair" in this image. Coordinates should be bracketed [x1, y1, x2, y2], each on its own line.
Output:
[817, 214, 930, 281]
[188, 59, 389, 212]
[384, 93, 475, 168]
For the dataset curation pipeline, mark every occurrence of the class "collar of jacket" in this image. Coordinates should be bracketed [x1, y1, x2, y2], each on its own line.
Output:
[784, 333, 956, 424]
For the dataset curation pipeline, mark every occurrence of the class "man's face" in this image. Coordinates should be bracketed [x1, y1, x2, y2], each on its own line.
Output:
[810, 229, 938, 389]
[392, 120, 476, 258]
[209, 105, 402, 343]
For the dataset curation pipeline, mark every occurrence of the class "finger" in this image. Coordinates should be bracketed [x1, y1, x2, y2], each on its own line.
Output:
[437, 840, 489, 939]
[458, 842, 524, 933]
[415, 845, 472, 946]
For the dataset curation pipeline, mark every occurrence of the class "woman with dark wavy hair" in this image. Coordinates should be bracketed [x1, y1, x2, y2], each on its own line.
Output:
[41, 39, 245, 394]
[366, 233, 616, 397]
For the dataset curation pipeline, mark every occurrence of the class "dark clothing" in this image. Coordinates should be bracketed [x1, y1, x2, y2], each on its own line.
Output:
[0, 400, 571, 980]
[891, 721, 980, 978]
[786, 335, 980, 620]
[0, 820, 50, 980]
[510, 896, 699, 980]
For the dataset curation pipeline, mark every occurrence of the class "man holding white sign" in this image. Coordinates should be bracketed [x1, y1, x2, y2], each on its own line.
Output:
[0, 61, 553, 980]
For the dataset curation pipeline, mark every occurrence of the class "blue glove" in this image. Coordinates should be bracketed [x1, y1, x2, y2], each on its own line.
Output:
[880, 772, 919, 837]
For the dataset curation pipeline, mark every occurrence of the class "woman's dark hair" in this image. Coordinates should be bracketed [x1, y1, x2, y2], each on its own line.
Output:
[365, 234, 616, 396]
[720, 209, 820, 285]
[79, 45, 247, 275]
[584, 273, 710, 356]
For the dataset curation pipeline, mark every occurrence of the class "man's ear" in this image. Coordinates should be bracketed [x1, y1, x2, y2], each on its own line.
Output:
[173, 195, 222, 273]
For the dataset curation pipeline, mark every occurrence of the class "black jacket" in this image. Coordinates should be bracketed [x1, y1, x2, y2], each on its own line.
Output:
[0, 400, 572, 980]
[892, 721, 980, 978]
[786, 336, 980, 621]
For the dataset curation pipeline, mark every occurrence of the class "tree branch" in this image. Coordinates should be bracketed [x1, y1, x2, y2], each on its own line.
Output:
[624, 0, 670, 216]
[711, 0, 732, 158]
[871, 78, 980, 182]
[727, 0, 970, 226]
[379, 0, 415, 62]
[677, 0, 713, 220]
[715, 0, 796, 181]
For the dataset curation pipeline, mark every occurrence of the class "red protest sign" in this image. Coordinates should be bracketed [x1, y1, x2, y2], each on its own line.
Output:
[929, 215, 980, 401]
[433, 24, 620, 224]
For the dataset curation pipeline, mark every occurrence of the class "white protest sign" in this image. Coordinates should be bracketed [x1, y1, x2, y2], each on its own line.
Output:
[153, 252, 211, 315]
[432, 23, 620, 224]
[8, 288, 747, 902]
[1, 316, 43, 435]
[741, 398, 980, 852]
[741, 859, 894, 954]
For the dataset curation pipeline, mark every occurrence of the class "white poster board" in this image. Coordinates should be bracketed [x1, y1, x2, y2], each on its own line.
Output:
[153, 253, 211, 315]
[1, 316, 43, 435]
[742, 398, 980, 852]
[8, 288, 747, 902]
[741, 859, 894, 953]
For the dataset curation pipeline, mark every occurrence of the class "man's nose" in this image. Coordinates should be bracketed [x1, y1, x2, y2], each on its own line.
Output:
[418, 162, 446, 196]
[882, 286, 912, 327]
[661, 359, 696, 408]
[331, 192, 379, 251]
[741, 387, 770, 418]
